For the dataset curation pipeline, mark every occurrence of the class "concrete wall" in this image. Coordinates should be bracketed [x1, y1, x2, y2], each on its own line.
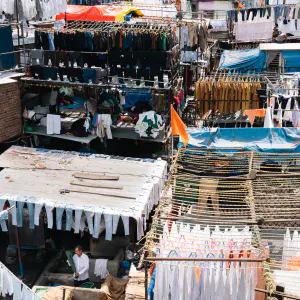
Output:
[33, 286, 106, 300]
[35, 249, 124, 286]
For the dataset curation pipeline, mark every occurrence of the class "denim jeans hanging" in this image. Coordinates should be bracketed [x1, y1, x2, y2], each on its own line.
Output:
[84, 208, 94, 235]
[104, 213, 113, 241]
[0, 210, 8, 231]
[0, 198, 6, 210]
[16, 197, 25, 228]
[136, 217, 144, 240]
[44, 201, 56, 229]
[112, 214, 120, 234]
[93, 208, 103, 239]
[27, 197, 36, 229]
[121, 215, 129, 236]
[66, 205, 73, 231]
[34, 199, 45, 226]
[74, 209, 83, 234]
[8, 199, 17, 226]
[56, 204, 66, 230]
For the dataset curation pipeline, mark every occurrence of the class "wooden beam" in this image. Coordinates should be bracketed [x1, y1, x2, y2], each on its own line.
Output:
[73, 172, 119, 181]
[61, 188, 135, 199]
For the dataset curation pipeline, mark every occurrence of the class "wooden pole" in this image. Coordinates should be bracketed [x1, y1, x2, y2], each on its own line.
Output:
[145, 257, 264, 262]
[255, 288, 300, 300]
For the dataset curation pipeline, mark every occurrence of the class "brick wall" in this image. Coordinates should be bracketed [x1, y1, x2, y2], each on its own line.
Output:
[0, 81, 22, 143]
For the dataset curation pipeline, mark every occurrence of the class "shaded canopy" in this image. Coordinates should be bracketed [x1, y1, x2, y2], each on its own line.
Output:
[56, 5, 143, 22]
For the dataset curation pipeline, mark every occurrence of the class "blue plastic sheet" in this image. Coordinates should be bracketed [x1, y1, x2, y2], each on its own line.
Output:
[178, 127, 300, 153]
[281, 50, 300, 72]
[59, 97, 85, 109]
[122, 88, 152, 109]
[219, 48, 266, 72]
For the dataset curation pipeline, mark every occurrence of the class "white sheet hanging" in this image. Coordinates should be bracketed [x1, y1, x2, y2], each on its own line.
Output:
[237, 268, 246, 300]
[94, 259, 109, 279]
[216, 269, 224, 300]
[47, 114, 61, 135]
[234, 11, 274, 41]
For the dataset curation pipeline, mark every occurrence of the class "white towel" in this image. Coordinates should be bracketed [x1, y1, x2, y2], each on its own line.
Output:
[264, 107, 274, 128]
[94, 259, 109, 279]
[47, 114, 61, 134]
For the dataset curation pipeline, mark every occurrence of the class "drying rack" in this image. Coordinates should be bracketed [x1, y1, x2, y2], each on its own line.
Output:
[36, 20, 177, 34]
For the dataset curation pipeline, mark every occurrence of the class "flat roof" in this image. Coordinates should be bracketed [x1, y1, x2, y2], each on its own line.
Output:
[0, 72, 24, 85]
[0, 146, 167, 238]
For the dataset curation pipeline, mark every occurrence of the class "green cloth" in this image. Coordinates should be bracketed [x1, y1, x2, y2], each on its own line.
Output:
[65, 250, 76, 273]
[161, 33, 167, 51]
[100, 91, 121, 115]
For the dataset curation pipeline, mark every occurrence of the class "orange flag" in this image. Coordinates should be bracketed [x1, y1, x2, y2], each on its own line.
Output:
[171, 105, 189, 147]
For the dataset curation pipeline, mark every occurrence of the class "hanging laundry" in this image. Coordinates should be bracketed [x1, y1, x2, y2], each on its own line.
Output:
[135, 111, 164, 138]
[94, 259, 109, 279]
[292, 102, 300, 127]
[195, 76, 262, 115]
[97, 114, 113, 141]
[264, 107, 274, 128]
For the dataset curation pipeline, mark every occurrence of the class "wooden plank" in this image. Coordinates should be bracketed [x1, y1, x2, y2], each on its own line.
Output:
[73, 172, 119, 181]
[11, 150, 36, 155]
[70, 180, 123, 190]
[63, 188, 135, 199]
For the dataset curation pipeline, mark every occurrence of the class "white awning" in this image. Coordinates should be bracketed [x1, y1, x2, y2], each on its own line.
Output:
[260, 43, 300, 51]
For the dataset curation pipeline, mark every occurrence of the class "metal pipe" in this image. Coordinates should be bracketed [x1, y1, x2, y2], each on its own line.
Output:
[15, 227, 24, 278]
[0, 50, 24, 56]
[21, 78, 172, 90]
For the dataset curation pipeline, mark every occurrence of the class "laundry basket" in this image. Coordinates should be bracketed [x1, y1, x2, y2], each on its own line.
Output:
[79, 282, 94, 289]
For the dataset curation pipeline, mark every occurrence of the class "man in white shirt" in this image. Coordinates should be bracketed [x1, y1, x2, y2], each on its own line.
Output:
[73, 245, 90, 287]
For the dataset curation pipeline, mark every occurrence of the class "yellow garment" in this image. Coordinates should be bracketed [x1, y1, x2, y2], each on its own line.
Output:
[115, 7, 143, 22]
[194, 76, 262, 115]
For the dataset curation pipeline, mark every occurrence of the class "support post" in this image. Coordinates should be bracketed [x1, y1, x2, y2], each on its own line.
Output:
[144, 261, 148, 300]
[15, 227, 24, 278]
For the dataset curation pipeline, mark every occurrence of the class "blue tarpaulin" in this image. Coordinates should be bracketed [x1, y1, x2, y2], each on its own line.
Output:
[122, 88, 152, 109]
[281, 50, 300, 72]
[219, 48, 266, 72]
[178, 127, 300, 152]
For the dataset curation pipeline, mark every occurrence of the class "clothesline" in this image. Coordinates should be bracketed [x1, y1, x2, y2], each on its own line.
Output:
[229, 3, 298, 12]
[21, 78, 173, 90]
[37, 20, 177, 34]
[145, 257, 265, 262]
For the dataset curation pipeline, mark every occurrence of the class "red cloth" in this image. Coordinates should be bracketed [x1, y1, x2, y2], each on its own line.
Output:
[56, 5, 124, 21]
[244, 109, 266, 126]
[174, 96, 180, 105]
